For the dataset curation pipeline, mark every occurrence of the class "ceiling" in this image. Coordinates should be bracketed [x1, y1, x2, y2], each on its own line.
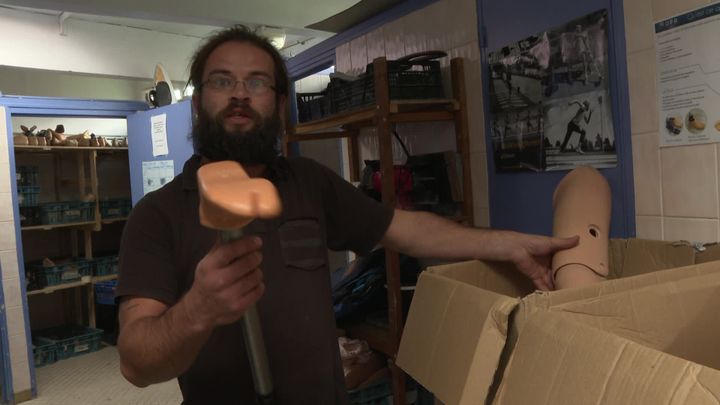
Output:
[0, 0, 405, 57]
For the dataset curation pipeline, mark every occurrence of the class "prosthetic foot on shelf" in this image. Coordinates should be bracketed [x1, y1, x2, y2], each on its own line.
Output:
[197, 160, 282, 404]
[551, 166, 611, 289]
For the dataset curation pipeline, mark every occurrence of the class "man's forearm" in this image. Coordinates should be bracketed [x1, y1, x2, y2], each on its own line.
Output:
[118, 296, 212, 387]
[382, 210, 513, 261]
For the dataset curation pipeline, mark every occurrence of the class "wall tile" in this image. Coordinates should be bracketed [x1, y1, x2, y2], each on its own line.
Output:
[382, 19, 406, 60]
[10, 359, 29, 393]
[8, 329, 28, 367]
[3, 277, 22, 310]
[635, 215, 663, 240]
[631, 132, 662, 215]
[400, 10, 429, 56]
[5, 304, 24, 337]
[626, 49, 658, 135]
[0, 222, 16, 251]
[661, 144, 717, 218]
[0, 106, 7, 165]
[0, 154, 10, 193]
[447, 0, 478, 48]
[0, 193, 13, 222]
[0, 249, 19, 280]
[349, 35, 369, 74]
[663, 217, 718, 243]
[366, 28, 386, 64]
[335, 42, 352, 74]
[623, 0, 654, 53]
[652, 0, 709, 20]
[415, 1, 453, 52]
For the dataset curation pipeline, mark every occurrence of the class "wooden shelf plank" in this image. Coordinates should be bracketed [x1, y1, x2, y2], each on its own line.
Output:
[286, 131, 354, 142]
[294, 106, 376, 134]
[292, 99, 459, 135]
[14, 145, 128, 152]
[93, 274, 118, 283]
[27, 275, 117, 296]
[27, 277, 91, 296]
[101, 216, 128, 225]
[21, 220, 96, 231]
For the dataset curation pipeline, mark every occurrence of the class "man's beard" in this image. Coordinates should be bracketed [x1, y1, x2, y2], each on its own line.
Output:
[192, 100, 282, 166]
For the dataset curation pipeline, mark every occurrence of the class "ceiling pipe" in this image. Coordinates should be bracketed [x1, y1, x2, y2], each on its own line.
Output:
[58, 11, 71, 36]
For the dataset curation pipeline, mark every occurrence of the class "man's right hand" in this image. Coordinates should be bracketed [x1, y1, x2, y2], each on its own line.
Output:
[184, 236, 265, 330]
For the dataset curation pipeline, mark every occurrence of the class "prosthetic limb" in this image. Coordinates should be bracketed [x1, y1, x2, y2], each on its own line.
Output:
[197, 161, 282, 404]
[551, 166, 611, 289]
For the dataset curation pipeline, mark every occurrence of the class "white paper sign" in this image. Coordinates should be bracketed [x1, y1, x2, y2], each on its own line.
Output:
[656, 3, 720, 146]
[151, 114, 169, 156]
[142, 160, 174, 196]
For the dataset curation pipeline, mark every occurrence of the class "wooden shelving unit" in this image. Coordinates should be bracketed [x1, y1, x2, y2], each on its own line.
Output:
[15, 145, 127, 329]
[285, 56, 473, 405]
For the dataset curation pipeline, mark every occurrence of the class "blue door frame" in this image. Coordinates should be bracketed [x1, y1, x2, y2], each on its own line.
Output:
[0, 95, 147, 401]
[476, 0, 635, 238]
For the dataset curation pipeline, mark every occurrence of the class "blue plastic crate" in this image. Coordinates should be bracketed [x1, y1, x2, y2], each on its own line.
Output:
[100, 198, 131, 219]
[93, 255, 119, 276]
[30, 258, 92, 288]
[32, 336, 57, 367]
[94, 280, 117, 305]
[33, 325, 103, 361]
[16, 165, 39, 187]
[62, 201, 95, 223]
[40, 202, 70, 225]
[18, 186, 40, 207]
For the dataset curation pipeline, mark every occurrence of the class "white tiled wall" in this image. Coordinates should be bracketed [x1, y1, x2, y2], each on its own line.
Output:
[0, 106, 32, 395]
[335, 0, 487, 226]
[624, 0, 720, 243]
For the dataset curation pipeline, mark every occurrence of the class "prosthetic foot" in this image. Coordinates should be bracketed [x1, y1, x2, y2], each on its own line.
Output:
[197, 161, 282, 404]
[551, 166, 611, 289]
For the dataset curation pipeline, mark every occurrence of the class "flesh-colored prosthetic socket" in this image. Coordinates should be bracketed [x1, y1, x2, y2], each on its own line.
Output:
[551, 166, 611, 289]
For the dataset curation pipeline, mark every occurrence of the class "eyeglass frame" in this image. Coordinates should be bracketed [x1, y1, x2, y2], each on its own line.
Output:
[199, 73, 277, 96]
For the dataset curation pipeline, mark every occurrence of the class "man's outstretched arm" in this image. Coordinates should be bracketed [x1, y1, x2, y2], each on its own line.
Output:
[381, 209, 578, 290]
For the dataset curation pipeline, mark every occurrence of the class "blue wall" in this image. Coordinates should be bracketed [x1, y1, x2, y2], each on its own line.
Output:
[477, 0, 635, 237]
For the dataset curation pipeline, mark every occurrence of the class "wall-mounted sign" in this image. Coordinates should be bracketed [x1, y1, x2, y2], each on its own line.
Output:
[656, 3, 720, 147]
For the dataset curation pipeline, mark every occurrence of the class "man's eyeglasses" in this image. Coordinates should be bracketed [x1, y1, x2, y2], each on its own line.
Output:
[200, 75, 276, 96]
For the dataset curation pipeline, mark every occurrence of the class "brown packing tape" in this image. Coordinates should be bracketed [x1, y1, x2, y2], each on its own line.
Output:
[494, 311, 720, 405]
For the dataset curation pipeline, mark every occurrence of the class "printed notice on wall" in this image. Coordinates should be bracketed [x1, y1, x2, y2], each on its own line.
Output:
[142, 160, 174, 196]
[656, 3, 720, 146]
[150, 113, 169, 156]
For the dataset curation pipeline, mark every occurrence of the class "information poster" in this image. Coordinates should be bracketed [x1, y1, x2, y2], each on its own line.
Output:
[142, 160, 174, 196]
[487, 9, 616, 172]
[656, 3, 720, 146]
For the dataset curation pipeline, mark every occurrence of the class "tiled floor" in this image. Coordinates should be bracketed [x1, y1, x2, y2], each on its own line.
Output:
[25, 346, 182, 404]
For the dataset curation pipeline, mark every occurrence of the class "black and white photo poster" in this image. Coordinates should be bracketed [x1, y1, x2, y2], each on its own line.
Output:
[488, 9, 617, 172]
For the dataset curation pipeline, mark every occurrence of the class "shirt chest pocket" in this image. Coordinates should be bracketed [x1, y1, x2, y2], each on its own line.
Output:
[278, 218, 326, 272]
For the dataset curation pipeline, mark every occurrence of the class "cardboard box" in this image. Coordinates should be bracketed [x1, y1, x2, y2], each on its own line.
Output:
[396, 239, 720, 405]
[494, 270, 720, 404]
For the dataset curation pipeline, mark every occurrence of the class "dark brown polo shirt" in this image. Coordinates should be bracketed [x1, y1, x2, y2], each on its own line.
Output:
[116, 155, 394, 404]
